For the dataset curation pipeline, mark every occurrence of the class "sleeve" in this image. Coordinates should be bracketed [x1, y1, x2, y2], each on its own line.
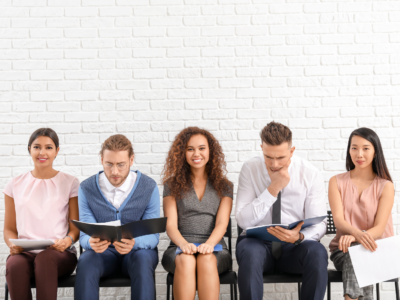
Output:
[235, 164, 277, 230]
[69, 177, 80, 198]
[223, 180, 234, 198]
[163, 182, 171, 198]
[300, 171, 327, 242]
[78, 186, 98, 250]
[2, 178, 14, 198]
[132, 185, 161, 250]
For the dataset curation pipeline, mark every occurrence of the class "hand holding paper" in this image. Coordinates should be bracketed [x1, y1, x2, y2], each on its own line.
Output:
[176, 243, 223, 254]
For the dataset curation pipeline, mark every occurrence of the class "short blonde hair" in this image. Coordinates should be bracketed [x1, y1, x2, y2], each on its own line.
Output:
[99, 134, 134, 157]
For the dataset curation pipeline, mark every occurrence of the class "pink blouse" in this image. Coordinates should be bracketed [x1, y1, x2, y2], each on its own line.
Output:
[329, 171, 394, 252]
[3, 171, 79, 249]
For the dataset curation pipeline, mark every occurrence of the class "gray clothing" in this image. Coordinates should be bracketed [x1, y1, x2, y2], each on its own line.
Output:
[161, 180, 233, 274]
[330, 243, 373, 300]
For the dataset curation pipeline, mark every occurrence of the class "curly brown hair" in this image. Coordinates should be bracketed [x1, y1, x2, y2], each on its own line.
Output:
[162, 127, 231, 200]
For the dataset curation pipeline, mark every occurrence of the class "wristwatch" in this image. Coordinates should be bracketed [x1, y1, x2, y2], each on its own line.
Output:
[294, 232, 303, 245]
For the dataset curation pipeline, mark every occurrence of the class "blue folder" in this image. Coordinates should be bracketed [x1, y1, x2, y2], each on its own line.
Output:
[246, 215, 328, 243]
[176, 243, 223, 254]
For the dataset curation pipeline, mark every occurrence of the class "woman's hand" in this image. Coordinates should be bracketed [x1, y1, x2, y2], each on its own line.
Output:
[48, 238, 72, 252]
[9, 243, 23, 255]
[197, 243, 214, 254]
[353, 230, 377, 252]
[179, 243, 198, 255]
[338, 235, 356, 253]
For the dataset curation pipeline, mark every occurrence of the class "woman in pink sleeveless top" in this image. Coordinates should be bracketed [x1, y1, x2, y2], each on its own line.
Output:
[329, 127, 394, 300]
[3, 128, 80, 300]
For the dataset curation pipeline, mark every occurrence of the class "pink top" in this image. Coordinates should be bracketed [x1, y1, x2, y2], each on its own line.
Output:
[3, 171, 79, 252]
[329, 171, 394, 252]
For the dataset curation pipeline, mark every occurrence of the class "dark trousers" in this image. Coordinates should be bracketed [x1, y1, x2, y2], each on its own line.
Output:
[236, 236, 328, 300]
[74, 246, 158, 300]
[6, 249, 77, 300]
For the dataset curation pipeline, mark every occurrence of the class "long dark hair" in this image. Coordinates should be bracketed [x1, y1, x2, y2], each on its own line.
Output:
[28, 128, 59, 153]
[346, 127, 392, 182]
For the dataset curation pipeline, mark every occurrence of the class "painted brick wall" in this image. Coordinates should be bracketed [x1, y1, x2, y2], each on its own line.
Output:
[0, 0, 399, 299]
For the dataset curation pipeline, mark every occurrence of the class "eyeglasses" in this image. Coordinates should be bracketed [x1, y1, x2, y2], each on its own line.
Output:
[104, 163, 128, 171]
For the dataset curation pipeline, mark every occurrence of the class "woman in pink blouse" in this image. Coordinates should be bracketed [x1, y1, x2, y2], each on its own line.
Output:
[329, 127, 394, 300]
[3, 128, 80, 300]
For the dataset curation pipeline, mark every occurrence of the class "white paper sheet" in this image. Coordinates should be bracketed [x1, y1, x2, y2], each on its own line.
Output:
[348, 235, 400, 288]
[10, 239, 54, 250]
[76, 220, 121, 226]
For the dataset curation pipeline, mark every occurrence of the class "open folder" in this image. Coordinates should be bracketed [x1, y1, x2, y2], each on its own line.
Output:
[246, 215, 328, 242]
[71, 217, 167, 243]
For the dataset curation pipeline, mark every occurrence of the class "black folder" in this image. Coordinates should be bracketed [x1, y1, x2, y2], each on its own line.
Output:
[71, 217, 167, 243]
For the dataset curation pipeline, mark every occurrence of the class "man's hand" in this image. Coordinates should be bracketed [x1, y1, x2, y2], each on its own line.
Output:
[338, 235, 356, 253]
[267, 222, 304, 244]
[197, 243, 214, 254]
[48, 238, 71, 252]
[267, 158, 291, 197]
[113, 238, 135, 255]
[179, 243, 198, 255]
[9, 243, 23, 255]
[89, 237, 111, 253]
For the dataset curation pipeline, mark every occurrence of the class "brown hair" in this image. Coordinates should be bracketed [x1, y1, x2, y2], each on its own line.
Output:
[260, 121, 292, 146]
[28, 128, 59, 153]
[162, 127, 231, 200]
[100, 134, 134, 157]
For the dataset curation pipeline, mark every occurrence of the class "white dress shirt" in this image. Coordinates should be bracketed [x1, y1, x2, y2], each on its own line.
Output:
[235, 155, 327, 242]
[98, 171, 136, 209]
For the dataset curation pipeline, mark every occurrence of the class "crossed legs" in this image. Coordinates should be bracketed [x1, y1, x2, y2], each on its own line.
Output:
[173, 253, 219, 300]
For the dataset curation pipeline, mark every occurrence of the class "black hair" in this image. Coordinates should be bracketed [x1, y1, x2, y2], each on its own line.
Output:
[28, 128, 59, 153]
[346, 127, 392, 182]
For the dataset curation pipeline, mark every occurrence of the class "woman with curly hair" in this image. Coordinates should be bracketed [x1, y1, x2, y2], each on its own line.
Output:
[161, 127, 233, 300]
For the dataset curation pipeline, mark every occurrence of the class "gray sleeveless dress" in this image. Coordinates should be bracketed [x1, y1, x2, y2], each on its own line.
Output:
[161, 180, 233, 274]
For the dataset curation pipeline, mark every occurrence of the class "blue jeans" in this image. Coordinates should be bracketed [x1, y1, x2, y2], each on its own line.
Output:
[74, 246, 158, 300]
[236, 236, 328, 300]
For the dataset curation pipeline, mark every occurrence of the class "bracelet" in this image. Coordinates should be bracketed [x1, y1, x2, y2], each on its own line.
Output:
[65, 235, 74, 247]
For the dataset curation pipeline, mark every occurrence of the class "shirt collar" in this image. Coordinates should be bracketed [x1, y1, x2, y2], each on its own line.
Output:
[102, 171, 133, 193]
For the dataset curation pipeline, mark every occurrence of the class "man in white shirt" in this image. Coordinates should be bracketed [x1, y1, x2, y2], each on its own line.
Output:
[235, 121, 328, 300]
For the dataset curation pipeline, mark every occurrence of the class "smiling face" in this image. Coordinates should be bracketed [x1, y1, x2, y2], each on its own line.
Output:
[261, 141, 295, 172]
[101, 149, 134, 187]
[185, 134, 210, 172]
[29, 136, 59, 168]
[349, 135, 375, 170]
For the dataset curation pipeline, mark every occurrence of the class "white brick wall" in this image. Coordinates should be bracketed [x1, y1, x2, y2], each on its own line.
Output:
[0, 0, 399, 299]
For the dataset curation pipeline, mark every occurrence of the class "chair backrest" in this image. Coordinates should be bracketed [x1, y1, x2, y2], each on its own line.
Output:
[224, 217, 232, 256]
[326, 210, 337, 234]
[79, 218, 234, 256]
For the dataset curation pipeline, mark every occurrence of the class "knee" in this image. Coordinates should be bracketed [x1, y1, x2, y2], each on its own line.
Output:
[76, 250, 101, 275]
[302, 242, 328, 267]
[175, 254, 196, 272]
[35, 249, 58, 265]
[6, 255, 30, 277]
[196, 254, 217, 270]
[129, 250, 156, 268]
[236, 239, 264, 264]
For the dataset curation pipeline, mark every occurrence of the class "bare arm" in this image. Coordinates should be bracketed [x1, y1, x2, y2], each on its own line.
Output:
[367, 181, 394, 239]
[67, 196, 80, 243]
[4, 194, 19, 246]
[163, 195, 197, 254]
[205, 196, 232, 247]
[328, 176, 358, 236]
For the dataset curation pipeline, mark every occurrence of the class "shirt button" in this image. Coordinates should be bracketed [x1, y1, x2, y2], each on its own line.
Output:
[116, 210, 119, 213]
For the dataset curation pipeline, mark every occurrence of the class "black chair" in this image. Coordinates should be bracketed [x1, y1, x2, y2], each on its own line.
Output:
[4, 245, 156, 300]
[326, 210, 399, 300]
[166, 218, 238, 300]
[237, 226, 302, 300]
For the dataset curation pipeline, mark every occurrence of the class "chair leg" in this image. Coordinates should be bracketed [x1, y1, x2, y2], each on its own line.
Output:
[297, 282, 301, 300]
[234, 282, 238, 300]
[395, 280, 399, 300]
[376, 283, 380, 300]
[5, 283, 8, 300]
[166, 283, 170, 300]
[230, 284, 233, 300]
[327, 282, 331, 300]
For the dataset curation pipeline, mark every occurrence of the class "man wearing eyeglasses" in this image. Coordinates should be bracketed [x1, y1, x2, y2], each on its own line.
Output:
[75, 134, 160, 300]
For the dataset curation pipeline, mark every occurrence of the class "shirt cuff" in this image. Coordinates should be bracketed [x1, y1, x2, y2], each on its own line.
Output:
[256, 187, 279, 208]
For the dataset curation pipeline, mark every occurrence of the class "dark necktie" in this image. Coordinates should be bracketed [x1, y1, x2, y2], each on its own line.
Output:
[271, 191, 282, 260]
